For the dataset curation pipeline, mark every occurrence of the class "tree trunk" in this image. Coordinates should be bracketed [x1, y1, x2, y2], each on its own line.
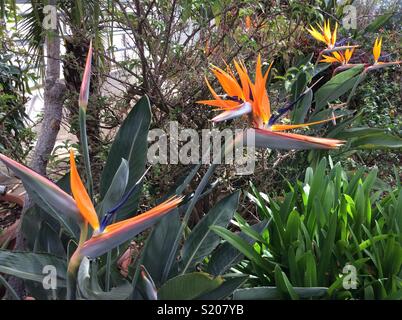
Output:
[7, 12, 66, 299]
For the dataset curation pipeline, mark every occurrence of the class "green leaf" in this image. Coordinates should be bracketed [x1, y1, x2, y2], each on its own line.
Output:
[137, 265, 158, 300]
[196, 276, 248, 300]
[142, 210, 181, 286]
[34, 221, 66, 258]
[158, 272, 223, 300]
[293, 89, 313, 123]
[351, 133, 402, 150]
[161, 164, 218, 283]
[0, 250, 67, 287]
[0, 154, 80, 238]
[210, 226, 273, 273]
[303, 251, 317, 287]
[285, 210, 300, 245]
[77, 257, 131, 300]
[317, 211, 337, 284]
[314, 65, 364, 110]
[180, 192, 240, 273]
[207, 220, 269, 276]
[291, 71, 307, 100]
[249, 182, 271, 219]
[274, 265, 299, 300]
[100, 96, 152, 220]
[364, 12, 394, 33]
[97, 159, 129, 219]
[354, 184, 366, 226]
[335, 127, 386, 139]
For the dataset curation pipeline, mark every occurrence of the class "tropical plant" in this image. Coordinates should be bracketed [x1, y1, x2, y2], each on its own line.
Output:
[0, 45, 246, 300]
[211, 157, 401, 300]
[0, 31, 35, 161]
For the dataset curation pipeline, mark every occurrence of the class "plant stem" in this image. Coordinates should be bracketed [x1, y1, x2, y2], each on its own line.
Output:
[79, 107, 94, 200]
[67, 222, 88, 300]
[67, 249, 82, 300]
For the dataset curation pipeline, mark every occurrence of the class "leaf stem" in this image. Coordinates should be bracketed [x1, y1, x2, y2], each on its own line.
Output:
[79, 107, 93, 200]
[67, 222, 88, 300]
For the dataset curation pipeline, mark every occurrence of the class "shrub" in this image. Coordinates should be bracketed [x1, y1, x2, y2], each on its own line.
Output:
[211, 158, 401, 299]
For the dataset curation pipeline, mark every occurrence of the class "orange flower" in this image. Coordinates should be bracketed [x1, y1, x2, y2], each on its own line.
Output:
[69, 150, 182, 258]
[373, 37, 382, 64]
[307, 20, 338, 49]
[197, 56, 345, 150]
[321, 47, 355, 65]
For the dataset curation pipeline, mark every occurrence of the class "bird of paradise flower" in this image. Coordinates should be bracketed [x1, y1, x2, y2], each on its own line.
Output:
[307, 19, 359, 64]
[197, 55, 345, 150]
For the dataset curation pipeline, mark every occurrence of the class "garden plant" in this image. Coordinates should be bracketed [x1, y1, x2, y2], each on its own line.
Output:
[0, 0, 400, 302]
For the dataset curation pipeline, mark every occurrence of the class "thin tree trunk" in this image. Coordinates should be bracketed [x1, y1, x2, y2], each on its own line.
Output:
[7, 10, 66, 299]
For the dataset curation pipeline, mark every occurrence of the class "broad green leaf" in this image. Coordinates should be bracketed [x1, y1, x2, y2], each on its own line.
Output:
[97, 159, 129, 219]
[249, 181, 271, 219]
[34, 221, 66, 258]
[100, 96, 152, 220]
[0, 250, 67, 287]
[158, 272, 223, 300]
[351, 133, 402, 150]
[180, 192, 240, 273]
[161, 163, 218, 283]
[142, 210, 181, 286]
[317, 211, 337, 284]
[285, 210, 300, 245]
[293, 89, 313, 123]
[196, 276, 248, 300]
[207, 220, 269, 276]
[291, 71, 307, 100]
[274, 265, 299, 300]
[77, 257, 131, 300]
[314, 65, 364, 110]
[210, 226, 273, 273]
[303, 251, 317, 287]
[137, 265, 158, 300]
[335, 127, 386, 139]
[364, 12, 394, 33]
[354, 184, 366, 226]
[0, 154, 80, 238]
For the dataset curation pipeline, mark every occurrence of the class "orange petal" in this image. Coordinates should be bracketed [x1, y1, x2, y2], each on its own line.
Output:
[233, 60, 250, 101]
[271, 115, 341, 131]
[70, 150, 100, 230]
[373, 37, 382, 63]
[211, 65, 244, 99]
[331, 22, 338, 47]
[196, 99, 240, 110]
[307, 25, 327, 44]
[80, 197, 183, 258]
[104, 197, 182, 233]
